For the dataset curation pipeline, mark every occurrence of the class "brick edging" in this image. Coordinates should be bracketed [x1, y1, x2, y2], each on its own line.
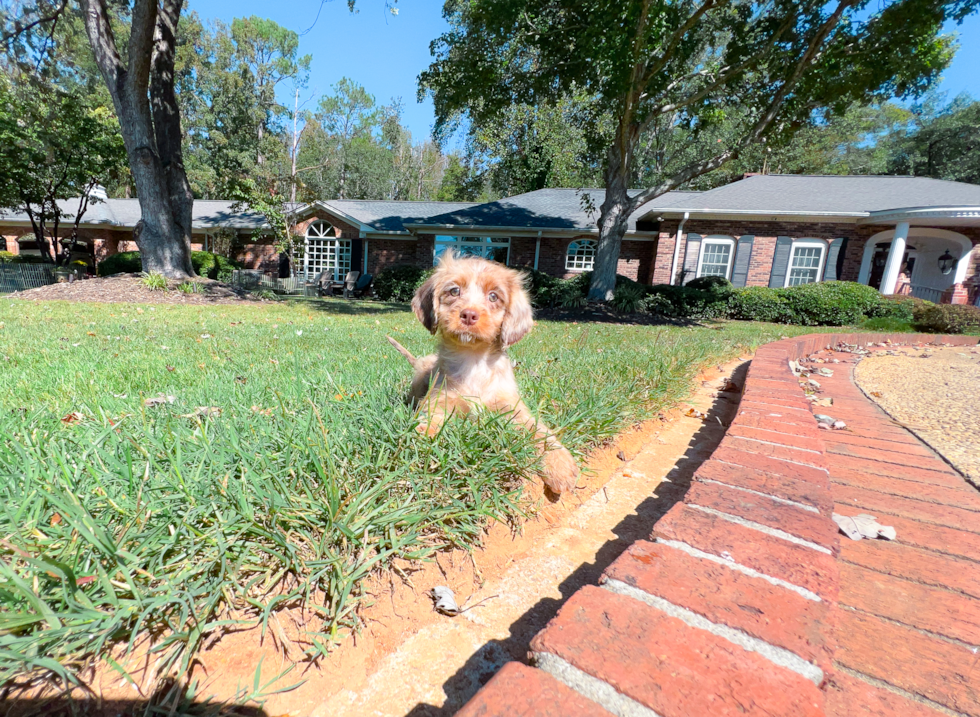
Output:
[457, 332, 980, 717]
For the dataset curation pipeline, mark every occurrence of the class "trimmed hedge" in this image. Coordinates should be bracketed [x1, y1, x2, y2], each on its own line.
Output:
[728, 286, 797, 323]
[97, 251, 241, 280]
[913, 303, 980, 334]
[777, 281, 882, 326]
[373, 264, 433, 302]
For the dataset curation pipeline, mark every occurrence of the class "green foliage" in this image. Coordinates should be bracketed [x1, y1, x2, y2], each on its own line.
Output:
[99, 251, 240, 279]
[372, 265, 434, 302]
[177, 281, 205, 294]
[612, 283, 646, 313]
[0, 251, 13, 263]
[0, 298, 825, 687]
[872, 295, 932, 323]
[913, 303, 980, 334]
[728, 286, 799, 323]
[250, 288, 281, 301]
[860, 316, 915, 332]
[646, 284, 731, 319]
[686, 276, 733, 292]
[139, 272, 168, 290]
[777, 281, 883, 326]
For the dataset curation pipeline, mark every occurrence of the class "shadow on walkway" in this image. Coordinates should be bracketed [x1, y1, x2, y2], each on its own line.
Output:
[403, 361, 749, 716]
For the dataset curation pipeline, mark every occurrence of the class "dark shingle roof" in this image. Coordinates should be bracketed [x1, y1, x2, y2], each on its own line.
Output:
[0, 199, 268, 230]
[322, 200, 480, 233]
[656, 175, 980, 215]
[409, 188, 701, 233]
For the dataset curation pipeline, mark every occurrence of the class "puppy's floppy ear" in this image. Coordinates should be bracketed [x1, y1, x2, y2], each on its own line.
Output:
[501, 272, 534, 347]
[411, 274, 438, 334]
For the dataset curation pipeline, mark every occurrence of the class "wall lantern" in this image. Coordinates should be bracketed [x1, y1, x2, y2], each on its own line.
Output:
[938, 249, 956, 276]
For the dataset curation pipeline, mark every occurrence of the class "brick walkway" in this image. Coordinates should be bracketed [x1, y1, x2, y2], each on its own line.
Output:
[455, 333, 980, 717]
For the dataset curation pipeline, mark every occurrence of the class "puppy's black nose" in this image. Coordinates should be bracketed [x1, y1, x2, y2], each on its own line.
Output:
[459, 309, 479, 326]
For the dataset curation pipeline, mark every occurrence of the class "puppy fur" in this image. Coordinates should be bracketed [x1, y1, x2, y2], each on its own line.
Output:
[388, 253, 580, 494]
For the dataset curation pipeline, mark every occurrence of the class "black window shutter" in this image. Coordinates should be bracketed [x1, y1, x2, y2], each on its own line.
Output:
[681, 233, 702, 285]
[350, 239, 364, 274]
[730, 235, 755, 287]
[823, 237, 847, 282]
[768, 236, 793, 288]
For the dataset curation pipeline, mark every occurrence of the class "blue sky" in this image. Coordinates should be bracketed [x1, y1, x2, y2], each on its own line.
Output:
[188, 0, 980, 140]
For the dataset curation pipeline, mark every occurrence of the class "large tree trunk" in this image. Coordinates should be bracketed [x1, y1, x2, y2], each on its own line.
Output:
[588, 142, 633, 301]
[81, 0, 195, 279]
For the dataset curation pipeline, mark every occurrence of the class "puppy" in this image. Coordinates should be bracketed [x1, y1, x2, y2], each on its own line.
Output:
[388, 253, 580, 494]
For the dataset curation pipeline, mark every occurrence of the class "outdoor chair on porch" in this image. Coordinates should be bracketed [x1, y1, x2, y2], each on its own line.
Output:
[315, 270, 361, 297]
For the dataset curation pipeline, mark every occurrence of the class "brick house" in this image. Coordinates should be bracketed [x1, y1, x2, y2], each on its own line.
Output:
[3, 174, 978, 304]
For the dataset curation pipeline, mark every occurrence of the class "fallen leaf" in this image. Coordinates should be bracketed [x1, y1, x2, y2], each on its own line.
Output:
[684, 407, 706, 419]
[183, 406, 221, 419]
[50, 513, 62, 526]
[61, 411, 85, 424]
[144, 395, 176, 407]
[166, 365, 175, 372]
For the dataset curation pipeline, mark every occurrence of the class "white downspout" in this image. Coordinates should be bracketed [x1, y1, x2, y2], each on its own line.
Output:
[669, 212, 689, 285]
[534, 231, 541, 271]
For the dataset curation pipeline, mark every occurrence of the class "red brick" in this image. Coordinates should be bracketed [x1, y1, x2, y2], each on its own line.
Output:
[832, 470, 980, 509]
[834, 484, 980, 533]
[686, 481, 838, 551]
[721, 435, 827, 470]
[603, 541, 834, 671]
[840, 539, 980, 600]
[839, 563, 980, 645]
[749, 377, 807, 392]
[829, 455, 965, 487]
[653, 504, 838, 600]
[823, 434, 934, 458]
[530, 586, 825, 717]
[834, 609, 980, 715]
[455, 662, 614, 717]
[741, 389, 813, 410]
[826, 671, 950, 717]
[836, 508, 980, 561]
[827, 441, 949, 469]
[728, 424, 825, 453]
[713, 445, 830, 486]
[735, 409, 819, 431]
[696, 460, 834, 515]
[739, 399, 815, 416]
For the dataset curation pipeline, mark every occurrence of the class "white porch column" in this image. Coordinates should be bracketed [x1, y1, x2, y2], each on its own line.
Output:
[879, 222, 909, 295]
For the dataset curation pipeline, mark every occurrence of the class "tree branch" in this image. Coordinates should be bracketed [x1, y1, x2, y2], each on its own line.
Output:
[641, 0, 723, 86]
[79, 0, 124, 87]
[127, 0, 158, 89]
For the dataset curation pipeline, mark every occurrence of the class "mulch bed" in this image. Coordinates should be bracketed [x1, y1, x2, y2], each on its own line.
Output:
[4, 274, 266, 305]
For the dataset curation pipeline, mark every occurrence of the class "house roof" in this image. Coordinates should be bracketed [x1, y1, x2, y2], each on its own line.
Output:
[651, 174, 980, 216]
[0, 198, 268, 231]
[317, 199, 480, 234]
[406, 188, 702, 234]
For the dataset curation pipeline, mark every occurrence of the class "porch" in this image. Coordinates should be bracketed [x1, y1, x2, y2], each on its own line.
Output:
[855, 211, 980, 305]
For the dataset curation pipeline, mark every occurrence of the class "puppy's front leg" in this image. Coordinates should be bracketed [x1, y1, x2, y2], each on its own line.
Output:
[504, 400, 580, 494]
[416, 389, 468, 437]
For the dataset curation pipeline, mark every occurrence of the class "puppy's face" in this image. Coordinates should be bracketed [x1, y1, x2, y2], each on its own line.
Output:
[412, 255, 533, 348]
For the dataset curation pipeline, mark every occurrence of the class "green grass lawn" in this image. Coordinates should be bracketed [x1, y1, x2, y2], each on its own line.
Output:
[0, 296, 829, 688]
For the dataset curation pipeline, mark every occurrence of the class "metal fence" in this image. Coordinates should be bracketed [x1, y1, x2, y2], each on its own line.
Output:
[0, 263, 57, 293]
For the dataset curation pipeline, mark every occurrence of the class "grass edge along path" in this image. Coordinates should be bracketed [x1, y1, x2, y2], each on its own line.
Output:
[0, 297, 834, 698]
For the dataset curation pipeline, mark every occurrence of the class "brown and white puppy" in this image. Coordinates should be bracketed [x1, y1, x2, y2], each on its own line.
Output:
[388, 253, 579, 494]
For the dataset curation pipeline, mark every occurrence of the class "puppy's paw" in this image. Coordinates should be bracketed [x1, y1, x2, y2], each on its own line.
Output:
[416, 421, 441, 437]
[542, 447, 580, 494]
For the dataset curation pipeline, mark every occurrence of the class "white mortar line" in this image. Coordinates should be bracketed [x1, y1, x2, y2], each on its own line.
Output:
[729, 435, 822, 455]
[533, 652, 662, 717]
[656, 538, 822, 602]
[603, 579, 825, 684]
[698, 478, 821, 514]
[687, 504, 832, 554]
[715, 457, 830, 476]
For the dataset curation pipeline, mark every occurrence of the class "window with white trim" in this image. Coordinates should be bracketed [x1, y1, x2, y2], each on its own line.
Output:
[433, 236, 510, 265]
[305, 221, 351, 281]
[565, 239, 597, 271]
[696, 237, 735, 279]
[785, 241, 826, 286]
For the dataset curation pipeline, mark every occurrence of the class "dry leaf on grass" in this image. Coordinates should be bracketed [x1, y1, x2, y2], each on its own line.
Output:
[144, 395, 176, 407]
[61, 412, 85, 424]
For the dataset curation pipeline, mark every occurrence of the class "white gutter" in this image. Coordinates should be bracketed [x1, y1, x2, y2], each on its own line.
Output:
[534, 231, 542, 270]
[669, 212, 689, 286]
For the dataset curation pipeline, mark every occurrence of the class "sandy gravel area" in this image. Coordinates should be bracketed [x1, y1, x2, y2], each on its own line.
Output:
[855, 344, 980, 486]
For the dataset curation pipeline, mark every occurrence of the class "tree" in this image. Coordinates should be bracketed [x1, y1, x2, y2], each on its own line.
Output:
[0, 75, 126, 264]
[421, 0, 979, 300]
[2, 1, 379, 279]
[883, 93, 980, 184]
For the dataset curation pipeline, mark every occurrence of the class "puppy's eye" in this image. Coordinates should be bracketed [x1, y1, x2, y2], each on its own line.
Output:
[448, 287, 460, 297]
[488, 291, 499, 303]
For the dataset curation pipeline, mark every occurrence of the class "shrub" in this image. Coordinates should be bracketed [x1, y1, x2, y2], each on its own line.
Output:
[645, 284, 730, 319]
[139, 272, 168, 290]
[729, 286, 798, 323]
[373, 264, 433, 302]
[98, 251, 241, 279]
[524, 269, 563, 308]
[97, 251, 142, 276]
[0, 251, 14, 263]
[872, 295, 931, 322]
[177, 281, 205, 294]
[912, 303, 980, 334]
[777, 281, 883, 326]
[686, 275, 733, 292]
[612, 283, 646, 313]
[860, 316, 915, 332]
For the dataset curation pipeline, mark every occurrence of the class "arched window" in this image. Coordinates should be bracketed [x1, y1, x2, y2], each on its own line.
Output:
[566, 239, 597, 271]
[305, 221, 351, 280]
